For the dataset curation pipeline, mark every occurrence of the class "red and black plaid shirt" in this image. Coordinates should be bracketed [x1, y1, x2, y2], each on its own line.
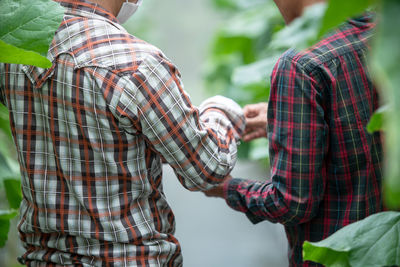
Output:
[224, 14, 383, 266]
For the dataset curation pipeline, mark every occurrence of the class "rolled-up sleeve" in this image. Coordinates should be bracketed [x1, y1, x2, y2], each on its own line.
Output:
[118, 54, 245, 191]
[225, 54, 328, 226]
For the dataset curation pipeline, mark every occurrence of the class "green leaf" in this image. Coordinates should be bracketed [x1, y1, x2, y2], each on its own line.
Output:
[0, 151, 20, 191]
[367, 105, 390, 134]
[232, 57, 279, 88]
[319, 0, 375, 37]
[0, 39, 52, 68]
[303, 211, 400, 267]
[211, 0, 266, 11]
[0, 0, 64, 67]
[0, 0, 64, 56]
[0, 209, 18, 247]
[0, 103, 12, 139]
[370, 0, 400, 209]
[4, 178, 22, 209]
[218, 4, 279, 39]
[0, 151, 13, 182]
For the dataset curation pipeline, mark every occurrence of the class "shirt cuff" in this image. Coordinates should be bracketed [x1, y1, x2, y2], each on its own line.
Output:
[224, 178, 265, 224]
[199, 96, 245, 140]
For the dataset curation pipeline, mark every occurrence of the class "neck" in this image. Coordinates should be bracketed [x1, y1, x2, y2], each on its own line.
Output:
[88, 0, 124, 16]
[279, 0, 325, 24]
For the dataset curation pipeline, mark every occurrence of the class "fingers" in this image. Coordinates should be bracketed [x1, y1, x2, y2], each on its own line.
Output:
[245, 116, 266, 129]
[243, 102, 268, 118]
[242, 102, 268, 142]
[203, 186, 223, 197]
[203, 175, 232, 198]
[243, 104, 260, 118]
[243, 128, 267, 142]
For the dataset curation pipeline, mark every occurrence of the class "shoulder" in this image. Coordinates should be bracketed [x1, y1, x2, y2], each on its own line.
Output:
[274, 15, 375, 77]
[52, 15, 169, 72]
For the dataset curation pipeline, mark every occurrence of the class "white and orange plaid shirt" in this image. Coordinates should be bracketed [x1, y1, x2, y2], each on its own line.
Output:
[0, 0, 245, 266]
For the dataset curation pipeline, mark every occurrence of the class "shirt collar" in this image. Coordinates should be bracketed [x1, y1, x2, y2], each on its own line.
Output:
[54, 0, 119, 24]
[23, 0, 124, 88]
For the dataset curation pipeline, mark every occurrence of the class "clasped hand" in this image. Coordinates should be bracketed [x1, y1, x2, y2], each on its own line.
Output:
[203, 102, 268, 198]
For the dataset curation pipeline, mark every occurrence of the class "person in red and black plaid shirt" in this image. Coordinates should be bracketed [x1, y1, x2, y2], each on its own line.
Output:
[205, 0, 384, 266]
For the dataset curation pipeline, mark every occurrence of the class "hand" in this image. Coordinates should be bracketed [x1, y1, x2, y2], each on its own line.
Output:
[243, 102, 268, 142]
[204, 175, 232, 198]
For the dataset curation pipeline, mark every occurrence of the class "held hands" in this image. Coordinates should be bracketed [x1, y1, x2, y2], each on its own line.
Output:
[203, 101, 267, 199]
[204, 175, 232, 198]
[243, 102, 268, 142]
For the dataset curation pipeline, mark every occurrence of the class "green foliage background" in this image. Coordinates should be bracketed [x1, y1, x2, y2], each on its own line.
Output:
[0, 0, 399, 266]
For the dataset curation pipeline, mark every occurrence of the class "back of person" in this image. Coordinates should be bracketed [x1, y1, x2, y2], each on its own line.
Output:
[0, 0, 244, 266]
[274, 13, 384, 266]
[0, 17, 181, 267]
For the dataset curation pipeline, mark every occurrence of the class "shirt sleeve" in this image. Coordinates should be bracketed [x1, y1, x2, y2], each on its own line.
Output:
[117, 54, 245, 191]
[225, 54, 328, 226]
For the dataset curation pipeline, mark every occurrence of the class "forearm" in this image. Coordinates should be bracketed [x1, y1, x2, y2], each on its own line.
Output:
[133, 55, 245, 191]
[224, 177, 320, 226]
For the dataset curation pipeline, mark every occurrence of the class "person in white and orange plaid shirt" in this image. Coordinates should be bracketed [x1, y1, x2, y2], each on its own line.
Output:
[0, 0, 245, 266]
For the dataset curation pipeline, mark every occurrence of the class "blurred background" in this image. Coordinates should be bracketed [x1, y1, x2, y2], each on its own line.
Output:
[3, 0, 400, 266]
[0, 0, 289, 266]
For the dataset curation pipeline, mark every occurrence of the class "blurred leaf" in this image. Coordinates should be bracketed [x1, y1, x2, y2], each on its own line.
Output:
[367, 105, 389, 133]
[249, 138, 269, 161]
[319, 0, 375, 37]
[303, 211, 400, 267]
[211, 0, 267, 11]
[0, 209, 18, 247]
[269, 3, 327, 51]
[219, 5, 277, 39]
[0, 103, 12, 140]
[0, 150, 20, 192]
[232, 56, 279, 88]
[370, 0, 400, 209]
[213, 36, 255, 63]
[0, 151, 13, 183]
[0, 0, 64, 67]
[237, 141, 251, 159]
[4, 178, 22, 209]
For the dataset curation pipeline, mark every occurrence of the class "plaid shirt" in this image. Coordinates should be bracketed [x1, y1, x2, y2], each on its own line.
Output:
[0, 0, 244, 266]
[224, 14, 383, 267]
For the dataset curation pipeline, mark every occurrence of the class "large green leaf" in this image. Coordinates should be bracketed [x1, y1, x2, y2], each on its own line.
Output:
[303, 211, 400, 267]
[0, 0, 64, 56]
[370, 0, 400, 209]
[319, 0, 375, 37]
[0, 210, 18, 247]
[0, 39, 52, 68]
[0, 0, 64, 67]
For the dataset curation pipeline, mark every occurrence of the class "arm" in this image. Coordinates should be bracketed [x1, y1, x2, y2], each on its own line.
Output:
[118, 54, 245, 191]
[223, 55, 328, 225]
